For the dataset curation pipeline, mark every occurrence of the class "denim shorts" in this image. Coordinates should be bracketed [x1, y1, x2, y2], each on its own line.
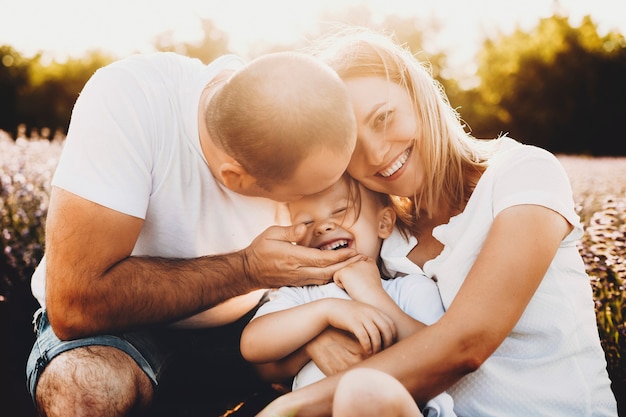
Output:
[26, 294, 270, 406]
[26, 309, 164, 401]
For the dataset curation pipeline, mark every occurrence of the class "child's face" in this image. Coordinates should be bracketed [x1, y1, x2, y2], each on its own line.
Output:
[288, 178, 394, 259]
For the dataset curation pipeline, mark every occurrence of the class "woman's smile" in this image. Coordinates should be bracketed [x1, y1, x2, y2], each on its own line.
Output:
[378, 147, 412, 178]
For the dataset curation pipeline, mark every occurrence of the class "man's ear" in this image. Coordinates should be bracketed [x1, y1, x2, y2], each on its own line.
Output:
[219, 162, 255, 193]
[378, 207, 396, 239]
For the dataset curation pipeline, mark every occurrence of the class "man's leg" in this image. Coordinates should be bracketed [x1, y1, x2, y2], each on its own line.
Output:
[27, 293, 277, 417]
[26, 310, 162, 417]
[35, 345, 153, 417]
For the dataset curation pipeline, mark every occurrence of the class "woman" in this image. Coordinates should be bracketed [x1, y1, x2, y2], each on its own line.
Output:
[256, 27, 617, 417]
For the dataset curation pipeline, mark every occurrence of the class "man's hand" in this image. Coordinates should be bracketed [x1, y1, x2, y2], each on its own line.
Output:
[243, 224, 365, 288]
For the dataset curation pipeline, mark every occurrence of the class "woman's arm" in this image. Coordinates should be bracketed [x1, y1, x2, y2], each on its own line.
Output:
[257, 204, 572, 416]
[240, 298, 397, 363]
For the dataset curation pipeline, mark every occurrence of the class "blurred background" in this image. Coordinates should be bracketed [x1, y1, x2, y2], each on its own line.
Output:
[1, 0, 625, 155]
[1, 0, 625, 416]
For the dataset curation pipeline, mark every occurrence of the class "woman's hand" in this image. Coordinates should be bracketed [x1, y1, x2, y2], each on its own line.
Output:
[305, 328, 370, 376]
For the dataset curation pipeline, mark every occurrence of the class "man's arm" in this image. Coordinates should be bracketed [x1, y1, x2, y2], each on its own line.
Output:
[45, 187, 362, 340]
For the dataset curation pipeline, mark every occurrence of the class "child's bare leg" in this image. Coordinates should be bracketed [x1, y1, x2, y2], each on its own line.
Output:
[332, 368, 423, 417]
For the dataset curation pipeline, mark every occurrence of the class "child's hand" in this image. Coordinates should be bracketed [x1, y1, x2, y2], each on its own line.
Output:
[333, 257, 384, 301]
[326, 299, 397, 354]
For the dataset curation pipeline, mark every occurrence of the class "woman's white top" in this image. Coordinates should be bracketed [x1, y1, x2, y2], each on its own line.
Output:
[382, 138, 616, 416]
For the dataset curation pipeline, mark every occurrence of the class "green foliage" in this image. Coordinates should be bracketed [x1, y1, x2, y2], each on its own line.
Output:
[0, 48, 115, 136]
[0, 20, 229, 136]
[21, 51, 115, 133]
[459, 15, 626, 155]
[0, 46, 30, 137]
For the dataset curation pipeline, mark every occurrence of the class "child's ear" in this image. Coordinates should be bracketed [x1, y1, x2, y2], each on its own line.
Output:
[378, 207, 396, 239]
[219, 162, 255, 193]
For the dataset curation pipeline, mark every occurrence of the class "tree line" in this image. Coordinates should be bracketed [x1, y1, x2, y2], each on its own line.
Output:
[1, 12, 625, 156]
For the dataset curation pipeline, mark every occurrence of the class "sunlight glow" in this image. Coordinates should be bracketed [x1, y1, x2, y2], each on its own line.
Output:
[1, 0, 624, 70]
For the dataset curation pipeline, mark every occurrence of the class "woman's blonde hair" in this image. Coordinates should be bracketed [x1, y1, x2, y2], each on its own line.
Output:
[343, 173, 412, 239]
[308, 26, 499, 227]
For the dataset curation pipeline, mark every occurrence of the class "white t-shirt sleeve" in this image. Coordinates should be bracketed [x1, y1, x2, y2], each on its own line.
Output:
[52, 63, 156, 219]
[384, 275, 445, 325]
[251, 287, 309, 319]
[491, 145, 583, 242]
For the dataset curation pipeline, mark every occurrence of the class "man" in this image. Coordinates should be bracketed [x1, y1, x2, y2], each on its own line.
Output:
[26, 51, 359, 416]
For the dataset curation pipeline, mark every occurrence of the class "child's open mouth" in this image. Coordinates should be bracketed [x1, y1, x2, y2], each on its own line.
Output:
[318, 239, 351, 251]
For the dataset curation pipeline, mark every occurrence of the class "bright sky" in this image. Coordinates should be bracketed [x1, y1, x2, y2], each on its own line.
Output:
[1, 0, 625, 78]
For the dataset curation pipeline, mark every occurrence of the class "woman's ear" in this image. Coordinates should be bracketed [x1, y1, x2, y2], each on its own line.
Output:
[378, 207, 396, 239]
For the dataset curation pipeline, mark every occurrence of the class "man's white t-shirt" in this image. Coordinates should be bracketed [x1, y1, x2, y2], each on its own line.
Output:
[31, 53, 288, 324]
[402, 138, 616, 416]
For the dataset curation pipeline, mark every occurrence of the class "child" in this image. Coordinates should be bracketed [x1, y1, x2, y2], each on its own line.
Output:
[240, 174, 455, 417]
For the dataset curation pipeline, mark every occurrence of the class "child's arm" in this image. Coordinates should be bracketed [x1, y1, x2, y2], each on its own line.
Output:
[334, 258, 426, 340]
[240, 297, 397, 363]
